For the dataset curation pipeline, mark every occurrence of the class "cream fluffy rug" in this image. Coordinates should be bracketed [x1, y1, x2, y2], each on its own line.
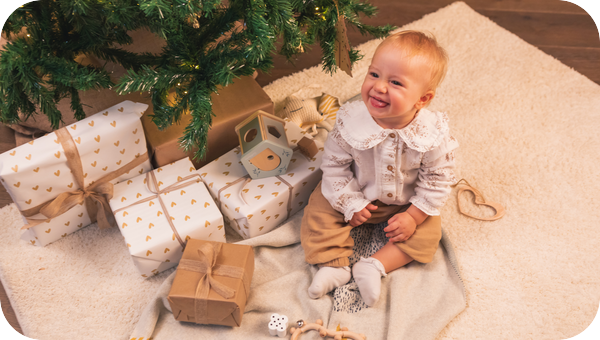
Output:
[1, 2, 599, 339]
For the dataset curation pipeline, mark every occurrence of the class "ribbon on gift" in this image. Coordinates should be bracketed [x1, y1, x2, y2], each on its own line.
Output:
[215, 173, 294, 226]
[20, 127, 149, 230]
[112, 171, 203, 248]
[177, 242, 248, 323]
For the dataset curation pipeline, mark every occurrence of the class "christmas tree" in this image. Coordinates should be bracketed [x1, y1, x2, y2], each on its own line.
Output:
[1, 0, 393, 160]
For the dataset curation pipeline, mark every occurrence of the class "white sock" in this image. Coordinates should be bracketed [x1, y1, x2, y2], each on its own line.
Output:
[352, 257, 387, 307]
[308, 266, 352, 299]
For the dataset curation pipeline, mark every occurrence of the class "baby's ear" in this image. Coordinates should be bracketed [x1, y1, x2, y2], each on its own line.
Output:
[416, 90, 435, 109]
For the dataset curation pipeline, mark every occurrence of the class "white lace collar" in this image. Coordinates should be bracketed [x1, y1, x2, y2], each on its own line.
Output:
[337, 100, 450, 152]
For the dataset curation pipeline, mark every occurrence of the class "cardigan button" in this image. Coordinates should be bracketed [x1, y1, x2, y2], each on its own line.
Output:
[389, 133, 396, 138]
[387, 193, 393, 198]
[387, 165, 393, 171]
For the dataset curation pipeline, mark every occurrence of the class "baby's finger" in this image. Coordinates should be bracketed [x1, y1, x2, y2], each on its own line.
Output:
[389, 234, 406, 243]
[351, 217, 363, 227]
[366, 203, 378, 211]
[385, 228, 401, 238]
[383, 223, 397, 233]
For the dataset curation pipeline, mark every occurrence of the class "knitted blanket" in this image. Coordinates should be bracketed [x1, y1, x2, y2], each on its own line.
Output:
[129, 214, 465, 339]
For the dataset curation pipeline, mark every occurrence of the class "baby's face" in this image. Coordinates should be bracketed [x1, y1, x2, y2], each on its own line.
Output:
[361, 43, 433, 130]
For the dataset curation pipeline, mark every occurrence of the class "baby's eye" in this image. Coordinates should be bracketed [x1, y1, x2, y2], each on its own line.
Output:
[370, 72, 379, 78]
[391, 80, 402, 86]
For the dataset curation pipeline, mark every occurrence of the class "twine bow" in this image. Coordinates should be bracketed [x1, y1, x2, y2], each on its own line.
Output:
[178, 242, 246, 323]
[216, 173, 294, 224]
[21, 127, 148, 230]
[36, 180, 116, 229]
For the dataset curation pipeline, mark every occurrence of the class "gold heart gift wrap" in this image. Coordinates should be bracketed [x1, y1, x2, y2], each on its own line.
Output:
[198, 121, 323, 239]
[109, 157, 225, 278]
[0, 101, 153, 247]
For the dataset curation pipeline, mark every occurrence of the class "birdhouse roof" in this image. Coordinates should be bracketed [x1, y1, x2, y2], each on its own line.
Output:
[234, 110, 287, 134]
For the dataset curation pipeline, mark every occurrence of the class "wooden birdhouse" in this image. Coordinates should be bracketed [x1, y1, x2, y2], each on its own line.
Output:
[235, 110, 293, 179]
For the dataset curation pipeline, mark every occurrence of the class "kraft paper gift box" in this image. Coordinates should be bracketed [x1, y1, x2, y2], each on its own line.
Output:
[0, 101, 153, 247]
[142, 76, 274, 169]
[109, 157, 225, 278]
[167, 239, 254, 327]
[198, 120, 324, 239]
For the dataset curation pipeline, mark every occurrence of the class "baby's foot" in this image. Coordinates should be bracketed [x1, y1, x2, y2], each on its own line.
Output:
[308, 266, 351, 299]
[352, 257, 387, 307]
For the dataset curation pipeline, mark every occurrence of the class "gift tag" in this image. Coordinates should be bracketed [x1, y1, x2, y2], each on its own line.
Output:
[334, 0, 352, 77]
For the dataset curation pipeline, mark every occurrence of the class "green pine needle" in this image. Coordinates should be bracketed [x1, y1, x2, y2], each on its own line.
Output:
[1, 0, 393, 158]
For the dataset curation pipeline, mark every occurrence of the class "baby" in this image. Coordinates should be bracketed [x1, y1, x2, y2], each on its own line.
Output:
[300, 30, 459, 307]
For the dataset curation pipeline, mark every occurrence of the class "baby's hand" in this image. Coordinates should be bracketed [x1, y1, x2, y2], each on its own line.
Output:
[385, 212, 417, 242]
[349, 203, 378, 227]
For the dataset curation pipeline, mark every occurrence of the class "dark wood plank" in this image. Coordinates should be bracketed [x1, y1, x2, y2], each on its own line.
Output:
[383, 0, 589, 14]
[477, 9, 600, 48]
[0, 283, 25, 340]
[539, 45, 600, 84]
[0, 183, 12, 210]
[0, 124, 15, 209]
[256, 1, 600, 87]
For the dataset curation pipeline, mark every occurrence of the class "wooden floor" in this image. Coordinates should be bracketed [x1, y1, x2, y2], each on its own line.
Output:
[1, 0, 598, 335]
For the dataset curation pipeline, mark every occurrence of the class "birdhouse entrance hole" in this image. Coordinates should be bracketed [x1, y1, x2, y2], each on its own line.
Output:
[250, 148, 281, 171]
[267, 125, 281, 139]
[245, 128, 258, 143]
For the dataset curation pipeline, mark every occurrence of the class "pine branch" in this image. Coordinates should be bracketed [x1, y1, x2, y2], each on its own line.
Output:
[38, 55, 113, 90]
[68, 87, 86, 121]
[93, 48, 160, 71]
[1, 0, 393, 159]
[179, 83, 213, 160]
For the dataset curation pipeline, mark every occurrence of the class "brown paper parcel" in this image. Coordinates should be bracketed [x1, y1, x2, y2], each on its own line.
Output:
[142, 76, 274, 169]
[0, 101, 153, 246]
[168, 239, 254, 327]
[197, 120, 323, 239]
[109, 158, 225, 278]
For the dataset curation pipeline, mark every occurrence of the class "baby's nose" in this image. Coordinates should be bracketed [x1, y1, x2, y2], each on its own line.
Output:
[374, 80, 387, 93]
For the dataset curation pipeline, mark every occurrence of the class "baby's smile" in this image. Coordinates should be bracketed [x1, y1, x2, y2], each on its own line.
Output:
[369, 95, 389, 108]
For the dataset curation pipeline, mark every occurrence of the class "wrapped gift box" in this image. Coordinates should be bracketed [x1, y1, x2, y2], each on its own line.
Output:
[168, 239, 254, 327]
[198, 120, 323, 239]
[109, 158, 225, 278]
[0, 101, 153, 246]
[142, 76, 274, 169]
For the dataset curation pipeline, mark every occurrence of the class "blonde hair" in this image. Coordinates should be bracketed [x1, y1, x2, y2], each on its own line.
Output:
[379, 30, 449, 91]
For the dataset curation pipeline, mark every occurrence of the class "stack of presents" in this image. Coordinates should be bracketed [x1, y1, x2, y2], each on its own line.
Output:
[0, 75, 340, 328]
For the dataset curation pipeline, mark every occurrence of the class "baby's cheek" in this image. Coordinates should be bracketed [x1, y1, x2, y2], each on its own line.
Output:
[360, 81, 370, 102]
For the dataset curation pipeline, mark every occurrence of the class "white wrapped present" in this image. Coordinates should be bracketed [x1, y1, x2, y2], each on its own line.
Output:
[198, 120, 323, 239]
[0, 101, 152, 246]
[109, 158, 225, 278]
